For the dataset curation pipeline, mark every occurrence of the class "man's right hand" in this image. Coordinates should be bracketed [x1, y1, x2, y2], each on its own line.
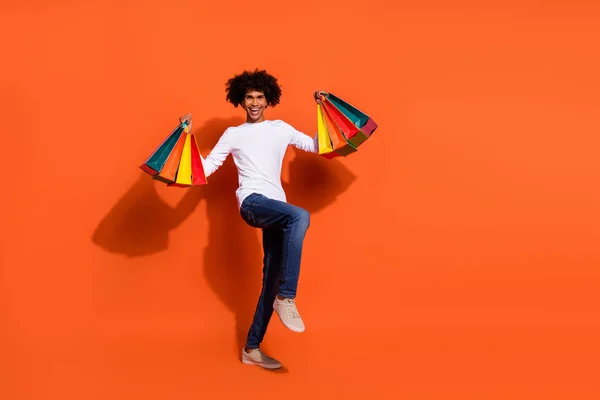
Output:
[179, 113, 192, 125]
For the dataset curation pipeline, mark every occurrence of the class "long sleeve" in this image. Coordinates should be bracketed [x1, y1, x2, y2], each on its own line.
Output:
[287, 123, 318, 154]
[202, 129, 232, 178]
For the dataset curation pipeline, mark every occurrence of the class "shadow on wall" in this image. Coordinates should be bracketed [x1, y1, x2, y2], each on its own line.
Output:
[92, 117, 357, 356]
[91, 118, 241, 257]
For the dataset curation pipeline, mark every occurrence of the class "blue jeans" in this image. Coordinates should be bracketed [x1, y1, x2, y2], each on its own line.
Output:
[239, 193, 311, 349]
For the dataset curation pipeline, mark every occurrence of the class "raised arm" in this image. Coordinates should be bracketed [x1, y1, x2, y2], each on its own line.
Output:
[202, 128, 232, 178]
[289, 125, 319, 154]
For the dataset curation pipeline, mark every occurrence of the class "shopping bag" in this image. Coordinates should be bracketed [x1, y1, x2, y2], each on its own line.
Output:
[322, 93, 378, 148]
[321, 99, 358, 157]
[140, 118, 208, 187]
[168, 132, 208, 187]
[190, 134, 208, 185]
[153, 123, 189, 184]
[139, 123, 186, 175]
[326, 93, 378, 138]
[322, 98, 367, 148]
[169, 133, 193, 187]
[317, 103, 335, 156]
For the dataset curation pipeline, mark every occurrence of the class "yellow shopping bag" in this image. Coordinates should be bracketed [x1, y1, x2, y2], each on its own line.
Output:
[317, 103, 334, 155]
[169, 126, 193, 187]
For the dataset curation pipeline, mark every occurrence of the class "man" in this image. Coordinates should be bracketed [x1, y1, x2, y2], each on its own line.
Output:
[181, 69, 326, 369]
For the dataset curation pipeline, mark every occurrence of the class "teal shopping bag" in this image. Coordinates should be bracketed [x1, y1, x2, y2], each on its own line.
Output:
[139, 123, 186, 176]
[326, 93, 378, 139]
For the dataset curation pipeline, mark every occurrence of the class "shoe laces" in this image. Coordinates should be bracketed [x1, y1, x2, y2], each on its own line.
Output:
[261, 352, 276, 362]
[283, 298, 300, 319]
[254, 349, 275, 363]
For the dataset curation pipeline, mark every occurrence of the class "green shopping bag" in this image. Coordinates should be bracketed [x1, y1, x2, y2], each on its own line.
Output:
[139, 122, 187, 176]
[325, 93, 378, 147]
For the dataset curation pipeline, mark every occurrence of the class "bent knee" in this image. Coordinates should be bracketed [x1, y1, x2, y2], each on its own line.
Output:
[293, 208, 310, 229]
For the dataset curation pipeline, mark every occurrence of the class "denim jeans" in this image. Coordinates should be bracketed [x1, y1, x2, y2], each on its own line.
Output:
[239, 193, 311, 349]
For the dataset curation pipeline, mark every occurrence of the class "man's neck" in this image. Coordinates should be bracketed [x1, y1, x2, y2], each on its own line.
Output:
[246, 117, 266, 124]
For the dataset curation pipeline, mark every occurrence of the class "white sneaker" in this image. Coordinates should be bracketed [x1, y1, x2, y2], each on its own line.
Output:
[241, 348, 282, 369]
[273, 297, 305, 333]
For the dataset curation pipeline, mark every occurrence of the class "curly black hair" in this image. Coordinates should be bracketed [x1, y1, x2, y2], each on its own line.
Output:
[225, 69, 282, 108]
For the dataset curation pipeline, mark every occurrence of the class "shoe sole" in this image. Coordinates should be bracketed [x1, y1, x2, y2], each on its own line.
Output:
[242, 358, 282, 370]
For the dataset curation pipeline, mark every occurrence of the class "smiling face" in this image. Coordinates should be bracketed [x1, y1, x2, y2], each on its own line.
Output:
[242, 90, 268, 123]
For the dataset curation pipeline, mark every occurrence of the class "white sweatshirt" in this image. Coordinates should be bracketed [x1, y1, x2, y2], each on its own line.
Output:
[202, 120, 318, 208]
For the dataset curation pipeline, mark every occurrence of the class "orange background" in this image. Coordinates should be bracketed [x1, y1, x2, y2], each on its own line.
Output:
[1, 1, 600, 399]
